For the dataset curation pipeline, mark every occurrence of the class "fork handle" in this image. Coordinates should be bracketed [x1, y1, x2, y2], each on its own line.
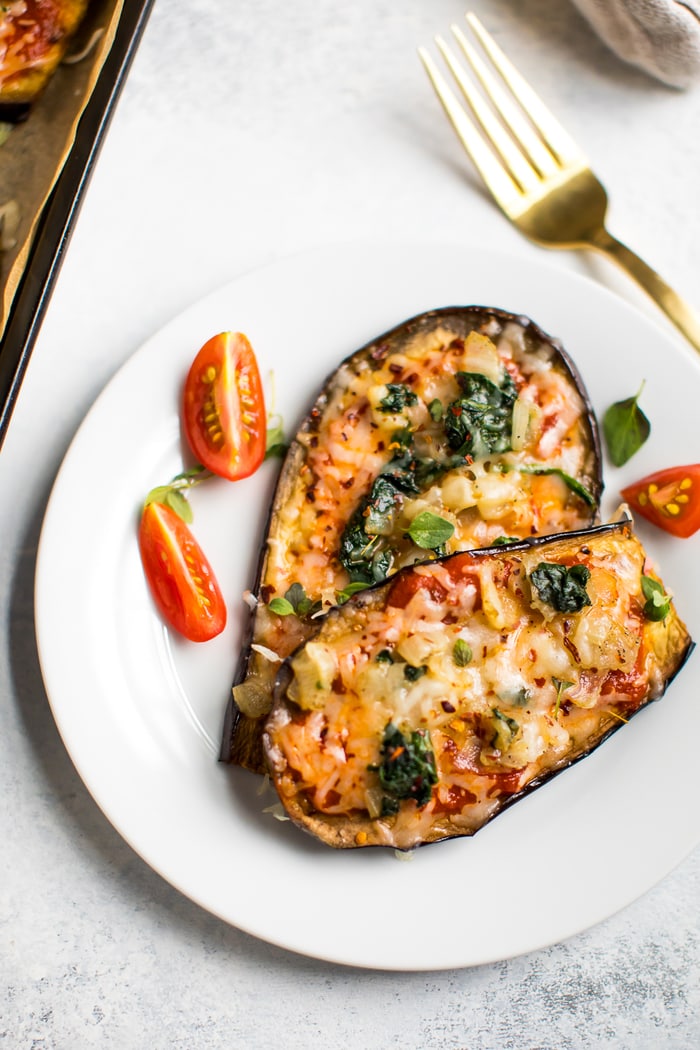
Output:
[590, 228, 700, 355]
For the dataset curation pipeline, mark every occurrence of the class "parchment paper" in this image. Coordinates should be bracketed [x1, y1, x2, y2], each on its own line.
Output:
[0, 0, 125, 341]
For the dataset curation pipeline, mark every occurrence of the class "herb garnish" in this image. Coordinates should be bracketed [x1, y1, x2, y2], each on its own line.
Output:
[336, 581, 369, 605]
[144, 465, 211, 523]
[265, 413, 288, 459]
[530, 562, 592, 613]
[452, 638, 473, 667]
[641, 574, 671, 621]
[603, 383, 650, 467]
[407, 511, 455, 550]
[268, 582, 321, 617]
[369, 723, 438, 815]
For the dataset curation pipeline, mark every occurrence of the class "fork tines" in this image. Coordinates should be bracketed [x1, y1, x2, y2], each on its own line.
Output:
[419, 12, 586, 210]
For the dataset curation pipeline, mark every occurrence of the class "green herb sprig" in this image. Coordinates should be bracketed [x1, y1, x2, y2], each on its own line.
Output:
[641, 575, 671, 622]
[407, 511, 455, 550]
[143, 466, 211, 523]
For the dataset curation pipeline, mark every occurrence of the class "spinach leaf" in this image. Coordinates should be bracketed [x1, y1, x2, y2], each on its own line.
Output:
[338, 475, 402, 583]
[407, 511, 455, 550]
[370, 723, 438, 812]
[404, 664, 428, 681]
[641, 574, 671, 621]
[363, 475, 403, 534]
[603, 384, 650, 467]
[378, 383, 418, 413]
[338, 522, 394, 584]
[530, 562, 592, 613]
[488, 708, 520, 749]
[444, 372, 517, 456]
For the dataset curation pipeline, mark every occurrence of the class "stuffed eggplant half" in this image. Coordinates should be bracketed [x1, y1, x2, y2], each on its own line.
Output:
[265, 518, 692, 851]
[223, 306, 603, 771]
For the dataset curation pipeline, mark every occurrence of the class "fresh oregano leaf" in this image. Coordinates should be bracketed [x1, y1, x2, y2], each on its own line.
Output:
[268, 597, 295, 616]
[603, 384, 650, 467]
[336, 581, 370, 605]
[641, 574, 671, 621]
[143, 465, 210, 523]
[265, 413, 288, 460]
[165, 489, 193, 523]
[452, 638, 473, 667]
[407, 511, 455, 550]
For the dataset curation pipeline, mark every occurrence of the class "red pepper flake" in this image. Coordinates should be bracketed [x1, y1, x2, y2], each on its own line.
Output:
[370, 343, 390, 362]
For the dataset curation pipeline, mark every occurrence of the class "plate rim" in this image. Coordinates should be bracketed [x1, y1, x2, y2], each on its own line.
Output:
[34, 239, 700, 971]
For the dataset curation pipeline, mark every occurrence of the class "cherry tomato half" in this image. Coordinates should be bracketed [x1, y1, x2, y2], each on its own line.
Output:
[138, 501, 227, 642]
[621, 464, 700, 538]
[183, 331, 266, 481]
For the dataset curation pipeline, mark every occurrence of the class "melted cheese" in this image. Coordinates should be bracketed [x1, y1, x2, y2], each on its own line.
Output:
[266, 524, 691, 850]
[242, 315, 600, 716]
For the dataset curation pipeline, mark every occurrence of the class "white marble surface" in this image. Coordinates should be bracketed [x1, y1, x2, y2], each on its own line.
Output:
[2, 0, 699, 1045]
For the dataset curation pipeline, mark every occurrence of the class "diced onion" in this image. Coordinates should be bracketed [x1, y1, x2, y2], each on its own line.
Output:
[250, 643, 282, 663]
[462, 331, 502, 384]
[510, 395, 531, 451]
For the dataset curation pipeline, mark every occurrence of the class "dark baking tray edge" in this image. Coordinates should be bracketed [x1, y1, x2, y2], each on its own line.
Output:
[0, 0, 156, 451]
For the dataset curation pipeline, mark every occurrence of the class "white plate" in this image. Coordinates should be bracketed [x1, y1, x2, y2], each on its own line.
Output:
[35, 241, 700, 971]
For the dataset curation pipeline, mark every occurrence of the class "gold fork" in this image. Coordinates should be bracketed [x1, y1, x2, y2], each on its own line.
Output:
[419, 12, 700, 354]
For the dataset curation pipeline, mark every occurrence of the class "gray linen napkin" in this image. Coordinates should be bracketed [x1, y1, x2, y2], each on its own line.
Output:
[570, 0, 700, 86]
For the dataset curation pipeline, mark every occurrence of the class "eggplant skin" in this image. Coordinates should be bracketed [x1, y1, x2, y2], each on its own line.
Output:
[264, 518, 692, 851]
[0, 1, 90, 119]
[222, 306, 603, 771]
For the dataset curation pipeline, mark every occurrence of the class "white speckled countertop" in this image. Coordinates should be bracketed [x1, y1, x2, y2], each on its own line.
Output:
[1, 0, 699, 1045]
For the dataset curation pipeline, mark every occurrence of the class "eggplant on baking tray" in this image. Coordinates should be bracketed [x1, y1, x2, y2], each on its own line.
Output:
[0, 1, 90, 120]
[265, 518, 692, 851]
[222, 306, 603, 772]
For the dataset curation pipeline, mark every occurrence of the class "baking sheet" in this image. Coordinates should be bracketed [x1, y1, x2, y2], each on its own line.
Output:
[0, 0, 154, 448]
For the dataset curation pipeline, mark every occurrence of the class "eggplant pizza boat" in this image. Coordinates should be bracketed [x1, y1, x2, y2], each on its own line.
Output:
[265, 518, 692, 850]
[222, 306, 603, 771]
